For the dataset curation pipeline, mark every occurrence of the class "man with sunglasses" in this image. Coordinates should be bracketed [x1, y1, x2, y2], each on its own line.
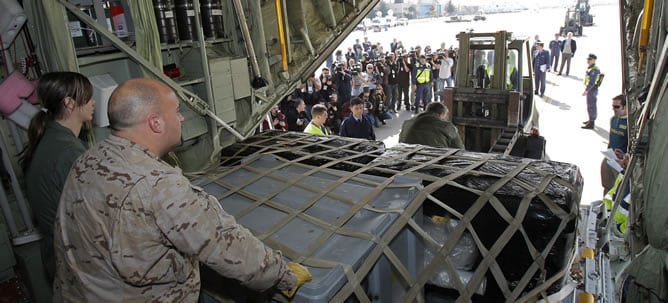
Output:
[601, 94, 629, 193]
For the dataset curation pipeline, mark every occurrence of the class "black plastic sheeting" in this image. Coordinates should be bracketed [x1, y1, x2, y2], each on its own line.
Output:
[220, 131, 384, 172]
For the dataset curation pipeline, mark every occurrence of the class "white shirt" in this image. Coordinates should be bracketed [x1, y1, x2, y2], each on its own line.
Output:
[438, 57, 454, 79]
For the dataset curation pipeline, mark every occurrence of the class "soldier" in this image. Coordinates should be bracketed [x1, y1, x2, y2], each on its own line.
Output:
[53, 78, 311, 302]
[399, 102, 464, 149]
[20, 72, 95, 284]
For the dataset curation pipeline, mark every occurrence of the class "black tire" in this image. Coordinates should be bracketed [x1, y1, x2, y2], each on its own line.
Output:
[510, 135, 545, 160]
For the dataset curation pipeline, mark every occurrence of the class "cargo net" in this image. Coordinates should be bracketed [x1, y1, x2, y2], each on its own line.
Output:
[195, 131, 582, 302]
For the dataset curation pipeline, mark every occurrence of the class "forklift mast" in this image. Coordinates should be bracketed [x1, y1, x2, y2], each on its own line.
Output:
[444, 30, 543, 159]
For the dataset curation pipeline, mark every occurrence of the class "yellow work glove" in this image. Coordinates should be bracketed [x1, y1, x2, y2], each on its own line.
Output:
[281, 262, 312, 298]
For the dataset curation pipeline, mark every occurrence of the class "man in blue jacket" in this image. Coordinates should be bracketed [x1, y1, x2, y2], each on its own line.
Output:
[339, 97, 376, 140]
[549, 33, 562, 71]
[533, 41, 550, 97]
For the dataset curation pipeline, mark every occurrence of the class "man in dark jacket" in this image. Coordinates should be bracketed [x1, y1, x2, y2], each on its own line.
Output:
[558, 32, 577, 76]
[533, 41, 550, 97]
[399, 102, 463, 148]
[286, 99, 310, 132]
[339, 97, 376, 140]
[333, 65, 352, 107]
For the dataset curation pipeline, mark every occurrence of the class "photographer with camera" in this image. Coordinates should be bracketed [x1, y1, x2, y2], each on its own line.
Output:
[430, 52, 440, 102]
[358, 86, 379, 127]
[262, 105, 287, 131]
[372, 84, 391, 126]
[386, 52, 399, 113]
[350, 63, 364, 97]
[376, 59, 388, 93]
[319, 67, 335, 102]
[437, 49, 454, 99]
[333, 63, 352, 108]
[397, 52, 412, 111]
[325, 93, 342, 134]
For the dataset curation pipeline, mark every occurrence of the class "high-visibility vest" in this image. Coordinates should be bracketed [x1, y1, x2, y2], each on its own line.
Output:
[584, 65, 601, 88]
[304, 122, 330, 136]
[602, 174, 631, 233]
[416, 63, 431, 84]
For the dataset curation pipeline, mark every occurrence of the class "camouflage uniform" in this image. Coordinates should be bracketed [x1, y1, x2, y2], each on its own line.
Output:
[53, 135, 296, 302]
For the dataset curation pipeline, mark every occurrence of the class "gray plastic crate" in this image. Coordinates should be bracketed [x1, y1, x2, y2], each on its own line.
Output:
[195, 155, 423, 302]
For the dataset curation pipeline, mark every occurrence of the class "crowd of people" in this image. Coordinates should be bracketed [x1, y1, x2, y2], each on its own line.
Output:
[272, 36, 462, 141]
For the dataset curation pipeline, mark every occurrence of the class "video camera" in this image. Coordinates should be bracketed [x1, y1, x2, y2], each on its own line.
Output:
[350, 63, 362, 75]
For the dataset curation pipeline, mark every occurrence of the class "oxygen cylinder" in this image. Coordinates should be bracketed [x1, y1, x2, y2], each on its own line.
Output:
[152, 0, 179, 44]
[200, 0, 224, 40]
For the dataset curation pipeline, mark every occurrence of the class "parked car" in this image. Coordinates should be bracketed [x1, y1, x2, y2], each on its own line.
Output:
[397, 17, 409, 26]
[371, 20, 383, 32]
[473, 15, 487, 21]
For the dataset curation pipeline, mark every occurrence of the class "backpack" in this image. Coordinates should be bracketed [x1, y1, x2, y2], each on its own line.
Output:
[595, 73, 605, 88]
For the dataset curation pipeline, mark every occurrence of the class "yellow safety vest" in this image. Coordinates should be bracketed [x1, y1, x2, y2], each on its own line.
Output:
[416, 63, 431, 84]
[602, 174, 631, 233]
[303, 122, 330, 136]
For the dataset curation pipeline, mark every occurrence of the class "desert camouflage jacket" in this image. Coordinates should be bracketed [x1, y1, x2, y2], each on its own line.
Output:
[53, 135, 296, 302]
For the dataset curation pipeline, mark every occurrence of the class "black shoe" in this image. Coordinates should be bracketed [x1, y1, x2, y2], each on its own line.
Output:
[582, 120, 590, 124]
[557, 73, 562, 76]
[534, 91, 539, 95]
[581, 122, 594, 129]
[381, 120, 386, 125]
[540, 94, 544, 97]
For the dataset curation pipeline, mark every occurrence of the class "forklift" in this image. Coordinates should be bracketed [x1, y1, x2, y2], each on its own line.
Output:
[443, 31, 545, 159]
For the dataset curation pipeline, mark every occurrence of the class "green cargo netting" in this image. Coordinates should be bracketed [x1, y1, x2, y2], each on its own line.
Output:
[195, 131, 582, 302]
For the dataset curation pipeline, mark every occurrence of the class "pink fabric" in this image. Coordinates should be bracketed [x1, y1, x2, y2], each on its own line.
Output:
[0, 71, 37, 114]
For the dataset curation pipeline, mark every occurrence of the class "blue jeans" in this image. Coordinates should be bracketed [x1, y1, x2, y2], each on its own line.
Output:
[366, 113, 379, 127]
[435, 78, 445, 101]
[386, 83, 398, 111]
[444, 76, 453, 88]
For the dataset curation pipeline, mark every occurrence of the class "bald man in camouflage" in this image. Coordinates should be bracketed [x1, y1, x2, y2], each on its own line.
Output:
[53, 78, 309, 302]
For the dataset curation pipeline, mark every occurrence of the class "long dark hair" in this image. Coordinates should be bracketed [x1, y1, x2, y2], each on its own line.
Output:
[19, 72, 93, 172]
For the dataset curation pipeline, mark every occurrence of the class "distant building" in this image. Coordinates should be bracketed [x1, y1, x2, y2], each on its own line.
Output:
[416, 3, 442, 18]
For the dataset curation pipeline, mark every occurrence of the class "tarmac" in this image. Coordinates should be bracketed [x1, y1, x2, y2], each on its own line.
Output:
[343, 3, 622, 205]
